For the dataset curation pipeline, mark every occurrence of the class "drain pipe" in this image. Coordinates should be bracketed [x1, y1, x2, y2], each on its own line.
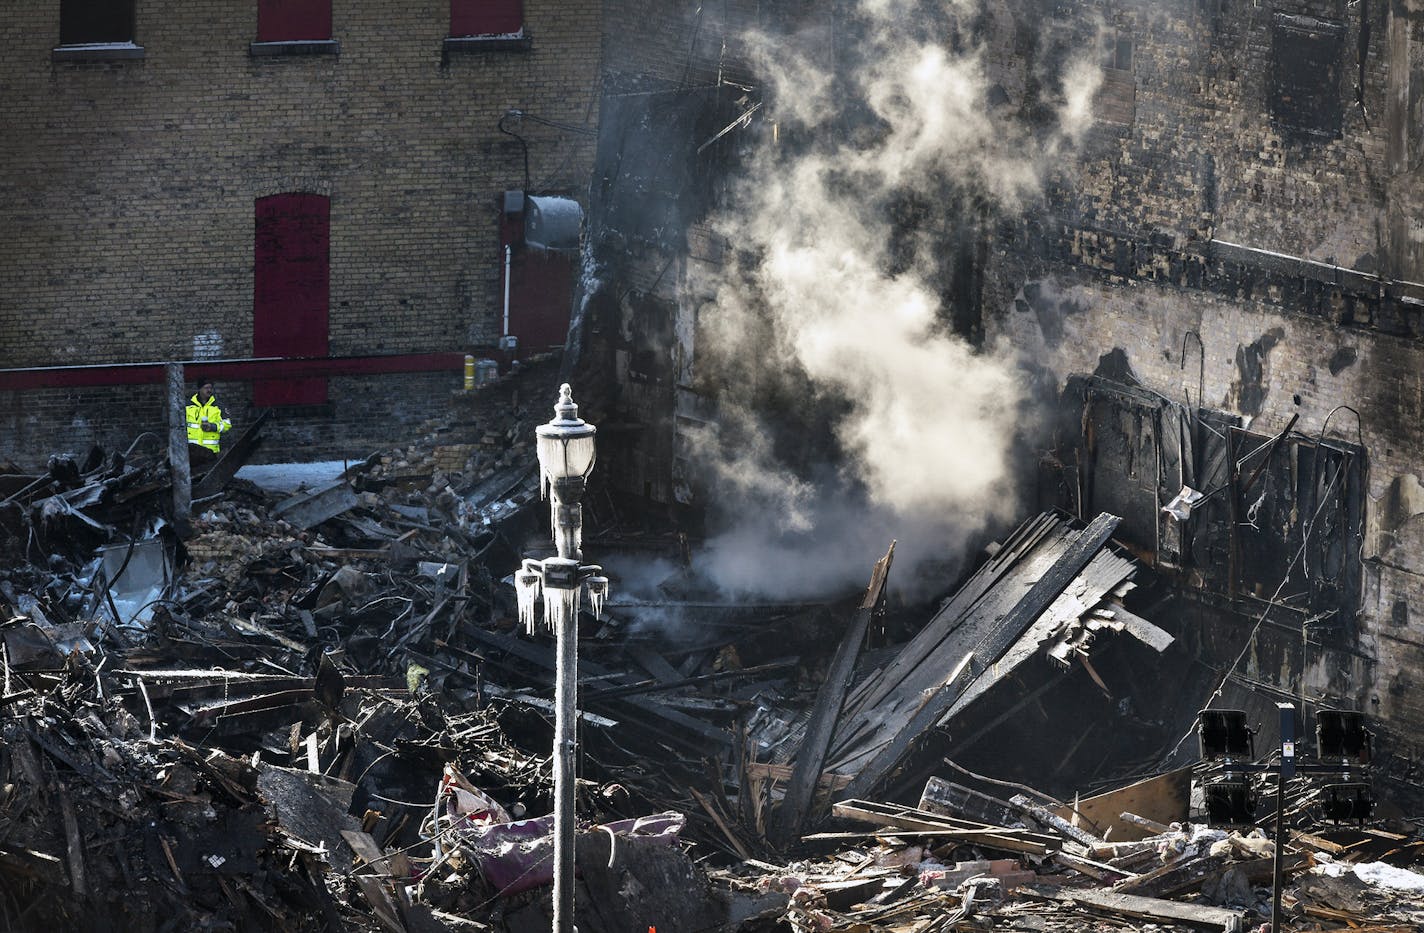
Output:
[503, 245, 512, 342]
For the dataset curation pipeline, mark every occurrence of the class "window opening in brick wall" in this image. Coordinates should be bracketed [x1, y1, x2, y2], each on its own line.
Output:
[60, 0, 135, 45]
[450, 0, 523, 37]
[254, 194, 330, 407]
[1270, 13, 1345, 140]
[257, 0, 332, 42]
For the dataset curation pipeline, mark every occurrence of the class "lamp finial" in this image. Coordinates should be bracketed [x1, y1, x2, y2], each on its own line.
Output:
[553, 383, 579, 424]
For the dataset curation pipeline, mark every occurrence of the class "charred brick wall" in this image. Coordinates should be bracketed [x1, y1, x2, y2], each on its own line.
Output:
[578, 0, 781, 506]
[1016, 0, 1398, 274]
[983, 0, 1424, 787]
[600, 0, 772, 92]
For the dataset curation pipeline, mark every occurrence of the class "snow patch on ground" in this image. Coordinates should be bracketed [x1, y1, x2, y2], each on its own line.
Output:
[1317, 857, 1424, 892]
[1353, 861, 1424, 892]
[236, 461, 351, 494]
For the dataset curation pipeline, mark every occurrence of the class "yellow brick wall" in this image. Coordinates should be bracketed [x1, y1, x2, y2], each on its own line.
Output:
[0, 0, 602, 366]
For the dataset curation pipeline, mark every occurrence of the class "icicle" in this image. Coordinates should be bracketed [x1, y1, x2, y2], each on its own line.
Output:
[586, 575, 609, 620]
[516, 569, 543, 634]
[545, 586, 579, 633]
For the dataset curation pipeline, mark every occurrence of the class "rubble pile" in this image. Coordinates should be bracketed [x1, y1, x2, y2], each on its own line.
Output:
[3, 362, 1424, 930]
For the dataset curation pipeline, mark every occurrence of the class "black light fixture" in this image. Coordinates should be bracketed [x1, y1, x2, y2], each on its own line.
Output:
[1316, 709, 1372, 763]
[1197, 704, 1378, 933]
[1198, 709, 1255, 760]
[1320, 782, 1375, 824]
[1203, 777, 1257, 824]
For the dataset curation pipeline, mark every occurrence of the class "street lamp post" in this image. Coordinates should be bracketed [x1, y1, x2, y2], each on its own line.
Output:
[514, 384, 609, 933]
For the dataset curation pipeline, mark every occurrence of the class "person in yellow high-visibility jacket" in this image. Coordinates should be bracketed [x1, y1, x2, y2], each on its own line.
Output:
[186, 381, 231, 453]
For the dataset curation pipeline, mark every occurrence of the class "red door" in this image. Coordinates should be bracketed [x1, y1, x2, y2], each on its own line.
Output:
[499, 212, 575, 353]
[254, 194, 330, 406]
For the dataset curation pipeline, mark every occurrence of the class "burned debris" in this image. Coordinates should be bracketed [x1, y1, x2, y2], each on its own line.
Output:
[0, 358, 1420, 932]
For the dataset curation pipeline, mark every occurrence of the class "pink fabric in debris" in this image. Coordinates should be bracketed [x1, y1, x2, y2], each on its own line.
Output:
[459, 811, 686, 895]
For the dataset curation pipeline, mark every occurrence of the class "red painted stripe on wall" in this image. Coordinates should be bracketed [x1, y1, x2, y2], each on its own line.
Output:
[0, 354, 467, 391]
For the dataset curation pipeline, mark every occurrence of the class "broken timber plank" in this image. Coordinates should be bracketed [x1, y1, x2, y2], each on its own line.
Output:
[353, 874, 408, 933]
[745, 761, 852, 791]
[775, 542, 894, 843]
[0, 845, 68, 886]
[57, 789, 87, 897]
[457, 627, 731, 746]
[1116, 853, 1310, 900]
[626, 645, 682, 684]
[192, 409, 270, 499]
[341, 830, 411, 881]
[689, 787, 752, 861]
[1068, 889, 1245, 931]
[1053, 850, 1137, 881]
[836, 513, 1121, 800]
[1050, 766, 1192, 842]
[843, 514, 1059, 718]
[1292, 830, 1347, 854]
[1010, 793, 1102, 848]
[831, 800, 1058, 855]
[919, 776, 1020, 827]
[273, 480, 359, 530]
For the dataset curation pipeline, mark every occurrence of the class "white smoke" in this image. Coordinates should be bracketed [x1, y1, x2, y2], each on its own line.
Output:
[692, 0, 1103, 598]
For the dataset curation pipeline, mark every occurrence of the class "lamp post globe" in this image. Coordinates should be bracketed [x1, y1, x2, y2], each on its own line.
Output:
[537, 384, 597, 561]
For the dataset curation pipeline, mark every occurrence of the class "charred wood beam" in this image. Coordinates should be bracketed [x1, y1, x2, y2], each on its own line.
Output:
[165, 363, 191, 538]
[836, 514, 1121, 803]
[582, 659, 794, 700]
[774, 542, 895, 844]
[192, 409, 270, 499]
[455, 626, 731, 746]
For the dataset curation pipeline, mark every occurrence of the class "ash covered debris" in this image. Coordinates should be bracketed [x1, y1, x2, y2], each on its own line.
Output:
[5, 350, 1422, 933]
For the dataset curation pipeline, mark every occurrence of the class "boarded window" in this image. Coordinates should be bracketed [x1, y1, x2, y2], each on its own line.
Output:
[1228, 428, 1365, 624]
[1270, 13, 1344, 140]
[1094, 33, 1135, 127]
[254, 194, 330, 406]
[60, 0, 135, 44]
[258, 0, 332, 42]
[450, 0, 523, 37]
[1063, 374, 1365, 630]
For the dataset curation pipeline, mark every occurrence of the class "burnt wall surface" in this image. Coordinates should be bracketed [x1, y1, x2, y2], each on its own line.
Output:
[982, 0, 1424, 789]
[575, 0, 789, 506]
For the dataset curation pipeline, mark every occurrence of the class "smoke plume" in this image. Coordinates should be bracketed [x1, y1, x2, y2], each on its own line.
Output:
[690, 0, 1102, 599]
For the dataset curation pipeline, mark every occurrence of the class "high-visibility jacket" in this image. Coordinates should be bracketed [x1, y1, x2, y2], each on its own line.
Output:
[186, 396, 231, 451]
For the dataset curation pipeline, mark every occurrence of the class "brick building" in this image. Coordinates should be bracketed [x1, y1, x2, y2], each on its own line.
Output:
[0, 0, 600, 464]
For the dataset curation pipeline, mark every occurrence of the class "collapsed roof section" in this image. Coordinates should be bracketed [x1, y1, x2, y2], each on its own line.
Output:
[758, 511, 1176, 840]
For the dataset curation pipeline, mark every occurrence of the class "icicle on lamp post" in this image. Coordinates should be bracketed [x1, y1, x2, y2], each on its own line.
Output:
[513, 384, 608, 933]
